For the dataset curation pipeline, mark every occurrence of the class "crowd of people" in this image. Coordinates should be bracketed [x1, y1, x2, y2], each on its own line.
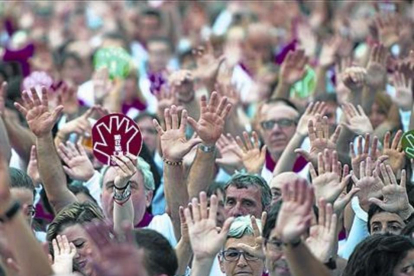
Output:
[1, 1, 414, 276]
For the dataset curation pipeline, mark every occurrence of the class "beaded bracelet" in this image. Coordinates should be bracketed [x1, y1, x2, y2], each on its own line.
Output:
[163, 158, 183, 166]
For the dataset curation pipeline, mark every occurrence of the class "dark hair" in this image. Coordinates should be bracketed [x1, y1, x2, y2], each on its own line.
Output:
[9, 168, 35, 198]
[367, 203, 386, 233]
[141, 8, 162, 22]
[224, 173, 272, 210]
[134, 229, 178, 276]
[207, 181, 225, 198]
[262, 201, 282, 242]
[68, 181, 97, 204]
[343, 234, 414, 276]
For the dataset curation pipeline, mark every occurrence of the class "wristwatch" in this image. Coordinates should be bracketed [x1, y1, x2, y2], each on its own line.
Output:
[199, 144, 215, 153]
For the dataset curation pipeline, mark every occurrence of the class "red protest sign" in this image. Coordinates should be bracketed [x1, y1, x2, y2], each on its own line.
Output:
[92, 113, 142, 166]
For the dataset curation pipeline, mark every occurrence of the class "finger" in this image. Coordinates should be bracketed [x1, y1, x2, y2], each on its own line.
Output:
[350, 142, 356, 158]
[216, 96, 228, 116]
[31, 87, 42, 106]
[14, 102, 28, 117]
[401, 169, 407, 189]
[164, 108, 172, 130]
[183, 208, 194, 227]
[363, 133, 370, 155]
[380, 164, 391, 185]
[199, 191, 208, 220]
[308, 119, 317, 142]
[392, 130, 403, 150]
[324, 149, 331, 173]
[318, 198, 326, 227]
[236, 136, 247, 152]
[191, 197, 201, 222]
[371, 136, 378, 159]
[250, 216, 261, 237]
[318, 152, 325, 174]
[153, 119, 165, 135]
[322, 116, 329, 139]
[209, 194, 218, 222]
[309, 162, 318, 180]
[315, 115, 324, 139]
[357, 136, 363, 156]
[40, 87, 49, 107]
[52, 238, 60, 255]
[368, 197, 386, 209]
[252, 131, 260, 149]
[170, 105, 179, 130]
[386, 164, 397, 185]
[66, 141, 80, 157]
[180, 109, 188, 132]
[330, 125, 341, 143]
[384, 132, 391, 149]
[294, 148, 311, 162]
[209, 92, 219, 112]
[243, 132, 254, 150]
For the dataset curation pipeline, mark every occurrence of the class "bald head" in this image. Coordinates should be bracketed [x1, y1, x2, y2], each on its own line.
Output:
[270, 172, 307, 205]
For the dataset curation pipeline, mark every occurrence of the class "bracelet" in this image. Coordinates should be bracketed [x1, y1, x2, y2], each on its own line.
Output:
[113, 184, 131, 203]
[114, 181, 130, 191]
[198, 144, 215, 153]
[163, 158, 183, 166]
[0, 201, 21, 223]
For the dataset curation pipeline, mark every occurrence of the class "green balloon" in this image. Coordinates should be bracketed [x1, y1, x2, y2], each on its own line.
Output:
[402, 130, 414, 159]
[94, 47, 132, 79]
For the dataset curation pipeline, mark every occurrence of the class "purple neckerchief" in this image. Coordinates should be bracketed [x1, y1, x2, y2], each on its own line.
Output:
[149, 72, 166, 95]
[3, 43, 35, 76]
[135, 211, 154, 228]
[265, 150, 307, 173]
[275, 39, 298, 65]
[121, 98, 147, 115]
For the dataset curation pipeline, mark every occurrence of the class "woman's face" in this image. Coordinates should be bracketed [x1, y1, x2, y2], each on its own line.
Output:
[369, 102, 387, 129]
[60, 224, 95, 275]
[394, 249, 414, 276]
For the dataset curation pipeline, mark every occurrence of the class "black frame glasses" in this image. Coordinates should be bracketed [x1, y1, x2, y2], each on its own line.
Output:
[221, 249, 259, 262]
[260, 119, 297, 130]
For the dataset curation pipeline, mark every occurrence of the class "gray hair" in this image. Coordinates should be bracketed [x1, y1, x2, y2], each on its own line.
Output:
[228, 215, 262, 239]
[224, 173, 271, 210]
[100, 156, 155, 191]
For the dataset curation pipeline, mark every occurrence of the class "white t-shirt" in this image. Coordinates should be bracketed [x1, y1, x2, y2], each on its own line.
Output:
[147, 213, 177, 247]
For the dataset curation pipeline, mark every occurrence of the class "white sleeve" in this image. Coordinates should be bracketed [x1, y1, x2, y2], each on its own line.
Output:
[84, 171, 102, 207]
[147, 214, 177, 247]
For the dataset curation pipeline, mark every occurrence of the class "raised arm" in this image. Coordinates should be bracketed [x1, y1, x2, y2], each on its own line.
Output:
[14, 87, 77, 213]
[153, 105, 202, 240]
[187, 92, 232, 198]
[0, 138, 53, 276]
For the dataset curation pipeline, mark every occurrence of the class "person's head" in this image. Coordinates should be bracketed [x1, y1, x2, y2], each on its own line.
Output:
[207, 182, 226, 227]
[147, 37, 172, 73]
[370, 93, 393, 129]
[262, 202, 291, 276]
[9, 168, 35, 225]
[134, 229, 178, 276]
[139, 9, 162, 43]
[58, 52, 85, 85]
[224, 173, 271, 219]
[257, 99, 299, 160]
[47, 202, 104, 275]
[135, 112, 159, 155]
[219, 216, 265, 276]
[368, 204, 406, 235]
[245, 23, 273, 63]
[343, 234, 414, 276]
[269, 172, 305, 205]
[314, 94, 338, 129]
[100, 157, 155, 226]
[68, 181, 97, 204]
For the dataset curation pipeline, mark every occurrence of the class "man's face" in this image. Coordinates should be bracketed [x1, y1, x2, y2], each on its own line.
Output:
[394, 249, 414, 276]
[61, 57, 85, 85]
[219, 235, 265, 276]
[101, 168, 153, 226]
[10, 188, 34, 225]
[324, 102, 337, 129]
[140, 15, 160, 42]
[148, 41, 171, 72]
[265, 231, 290, 276]
[259, 103, 298, 160]
[224, 185, 263, 219]
[137, 117, 159, 155]
[370, 212, 405, 235]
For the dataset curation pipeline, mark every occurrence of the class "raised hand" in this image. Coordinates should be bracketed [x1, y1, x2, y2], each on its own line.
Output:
[111, 153, 137, 189]
[57, 141, 95, 182]
[342, 103, 373, 135]
[306, 199, 337, 263]
[184, 192, 234, 261]
[52, 235, 77, 274]
[153, 105, 202, 162]
[393, 72, 413, 111]
[341, 66, 367, 92]
[168, 70, 194, 103]
[382, 130, 406, 174]
[296, 102, 326, 136]
[295, 115, 341, 166]
[275, 179, 314, 244]
[369, 165, 413, 219]
[279, 50, 308, 85]
[310, 150, 356, 214]
[14, 87, 64, 138]
[319, 36, 341, 68]
[365, 44, 388, 91]
[188, 92, 232, 146]
[236, 213, 267, 261]
[192, 44, 226, 91]
[216, 134, 243, 174]
[56, 83, 79, 116]
[235, 131, 267, 174]
[297, 23, 317, 58]
[350, 133, 387, 178]
[352, 157, 385, 210]
[215, 82, 240, 110]
[375, 13, 399, 48]
[27, 145, 41, 186]
[155, 85, 178, 118]
[58, 107, 95, 138]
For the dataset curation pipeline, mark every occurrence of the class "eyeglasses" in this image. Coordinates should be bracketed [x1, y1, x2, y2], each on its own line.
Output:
[260, 119, 296, 130]
[401, 263, 414, 274]
[266, 239, 283, 251]
[221, 250, 259, 262]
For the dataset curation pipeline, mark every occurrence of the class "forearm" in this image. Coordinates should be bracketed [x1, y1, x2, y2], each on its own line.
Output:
[273, 132, 305, 176]
[190, 257, 215, 276]
[5, 211, 53, 276]
[283, 242, 331, 276]
[113, 198, 134, 234]
[271, 81, 291, 100]
[187, 148, 216, 199]
[37, 134, 77, 213]
[361, 86, 378, 115]
[175, 239, 192, 275]
[4, 118, 33, 163]
[164, 164, 188, 240]
[313, 67, 328, 97]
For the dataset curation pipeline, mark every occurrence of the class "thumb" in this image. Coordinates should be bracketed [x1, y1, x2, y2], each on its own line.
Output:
[62, 166, 73, 176]
[341, 187, 360, 206]
[236, 243, 257, 256]
[260, 145, 267, 159]
[368, 197, 386, 209]
[52, 105, 64, 123]
[219, 217, 235, 239]
[294, 148, 311, 162]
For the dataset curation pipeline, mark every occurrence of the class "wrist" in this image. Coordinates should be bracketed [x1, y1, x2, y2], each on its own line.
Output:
[399, 205, 414, 220]
[199, 143, 216, 151]
[82, 169, 95, 182]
